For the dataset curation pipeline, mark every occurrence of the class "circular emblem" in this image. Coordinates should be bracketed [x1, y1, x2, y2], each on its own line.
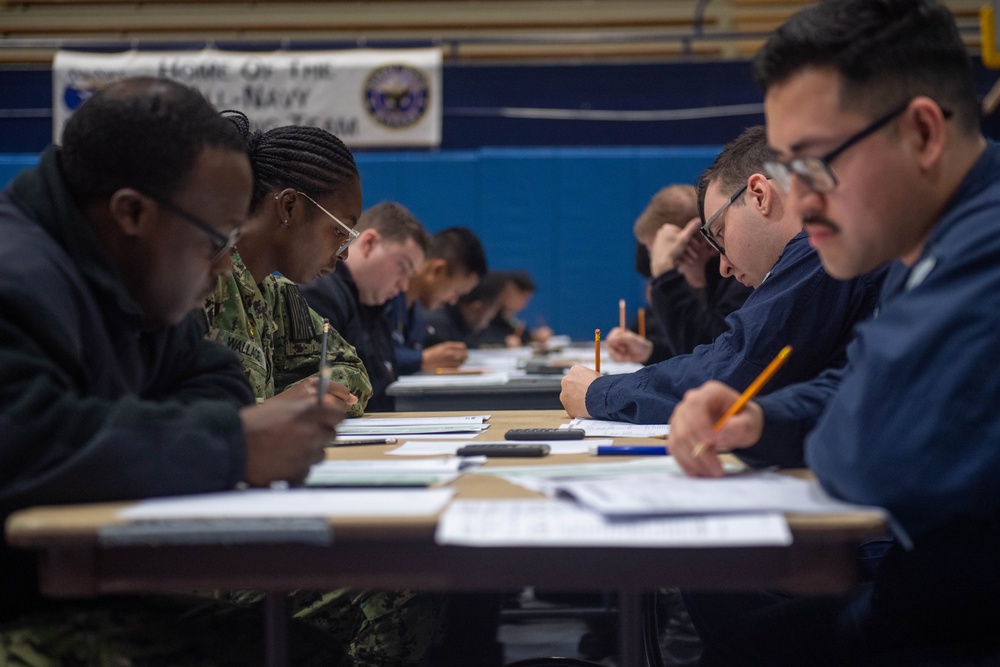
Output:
[62, 77, 104, 112]
[363, 64, 430, 130]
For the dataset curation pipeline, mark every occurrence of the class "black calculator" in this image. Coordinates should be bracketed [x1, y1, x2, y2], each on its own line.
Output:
[504, 428, 586, 441]
[456, 444, 551, 457]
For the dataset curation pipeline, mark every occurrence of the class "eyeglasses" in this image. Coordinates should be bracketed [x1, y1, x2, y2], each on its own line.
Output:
[699, 183, 747, 257]
[764, 101, 953, 193]
[145, 193, 241, 261]
[292, 191, 359, 256]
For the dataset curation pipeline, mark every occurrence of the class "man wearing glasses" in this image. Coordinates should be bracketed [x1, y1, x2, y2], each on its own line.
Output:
[0, 78, 348, 662]
[668, 0, 1000, 663]
[560, 126, 886, 469]
[303, 201, 430, 411]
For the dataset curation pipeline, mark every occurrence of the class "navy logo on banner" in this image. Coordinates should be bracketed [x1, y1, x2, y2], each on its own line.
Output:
[63, 77, 105, 112]
[363, 64, 430, 129]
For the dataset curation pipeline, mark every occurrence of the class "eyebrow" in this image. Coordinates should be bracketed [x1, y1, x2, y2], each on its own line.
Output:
[776, 135, 839, 158]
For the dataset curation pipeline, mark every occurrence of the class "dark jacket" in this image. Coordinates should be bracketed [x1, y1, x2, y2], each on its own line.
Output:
[423, 304, 472, 347]
[753, 139, 1000, 656]
[585, 232, 887, 468]
[647, 258, 752, 362]
[0, 147, 253, 614]
[301, 264, 397, 411]
[387, 292, 426, 376]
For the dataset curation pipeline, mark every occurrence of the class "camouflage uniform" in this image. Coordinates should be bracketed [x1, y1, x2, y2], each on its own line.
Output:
[0, 595, 350, 667]
[199, 255, 442, 665]
[201, 251, 372, 415]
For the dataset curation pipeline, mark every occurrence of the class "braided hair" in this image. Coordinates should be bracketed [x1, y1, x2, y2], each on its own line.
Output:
[222, 110, 359, 211]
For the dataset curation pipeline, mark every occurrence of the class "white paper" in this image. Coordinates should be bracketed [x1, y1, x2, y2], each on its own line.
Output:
[337, 424, 490, 436]
[310, 458, 476, 474]
[303, 457, 479, 487]
[342, 416, 490, 426]
[436, 500, 791, 547]
[119, 488, 455, 520]
[386, 439, 612, 456]
[555, 471, 886, 517]
[390, 372, 510, 387]
[565, 418, 669, 438]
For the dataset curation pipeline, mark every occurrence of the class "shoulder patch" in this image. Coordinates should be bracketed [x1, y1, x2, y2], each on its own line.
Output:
[284, 283, 317, 342]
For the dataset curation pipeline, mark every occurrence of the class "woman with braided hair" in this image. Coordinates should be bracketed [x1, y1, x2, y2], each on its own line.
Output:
[200, 111, 372, 413]
[202, 112, 445, 667]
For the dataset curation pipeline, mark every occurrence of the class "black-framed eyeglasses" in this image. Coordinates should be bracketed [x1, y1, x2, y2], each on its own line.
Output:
[699, 183, 747, 257]
[292, 191, 359, 256]
[145, 193, 241, 261]
[764, 101, 953, 193]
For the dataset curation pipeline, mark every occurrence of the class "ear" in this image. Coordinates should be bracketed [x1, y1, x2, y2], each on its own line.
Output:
[355, 228, 381, 258]
[273, 187, 297, 226]
[107, 188, 152, 238]
[747, 173, 772, 216]
[907, 96, 948, 172]
[426, 258, 450, 279]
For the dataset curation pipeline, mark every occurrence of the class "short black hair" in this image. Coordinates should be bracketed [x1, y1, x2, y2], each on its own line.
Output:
[697, 126, 770, 223]
[459, 270, 506, 306]
[427, 227, 488, 277]
[223, 111, 360, 211]
[635, 243, 652, 279]
[504, 270, 536, 293]
[753, 0, 979, 135]
[59, 77, 245, 202]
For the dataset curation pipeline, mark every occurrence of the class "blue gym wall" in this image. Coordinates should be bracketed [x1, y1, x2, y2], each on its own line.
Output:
[3, 59, 999, 338]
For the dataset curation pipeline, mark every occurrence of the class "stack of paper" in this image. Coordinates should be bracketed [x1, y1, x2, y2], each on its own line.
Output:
[436, 499, 791, 547]
[552, 471, 887, 517]
[304, 457, 480, 487]
[563, 418, 669, 438]
[387, 439, 612, 456]
[335, 415, 491, 440]
[118, 488, 456, 520]
[390, 372, 510, 388]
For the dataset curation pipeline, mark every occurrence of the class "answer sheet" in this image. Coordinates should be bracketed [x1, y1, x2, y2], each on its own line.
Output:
[554, 471, 886, 517]
[565, 418, 669, 438]
[436, 500, 791, 547]
[119, 488, 455, 520]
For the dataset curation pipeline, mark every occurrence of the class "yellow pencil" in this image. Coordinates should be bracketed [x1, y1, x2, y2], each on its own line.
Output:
[595, 328, 601, 373]
[619, 298, 626, 332]
[317, 319, 331, 406]
[692, 345, 792, 458]
[638, 308, 646, 339]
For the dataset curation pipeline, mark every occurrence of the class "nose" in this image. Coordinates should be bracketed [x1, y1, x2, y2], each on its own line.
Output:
[788, 175, 825, 223]
[213, 250, 235, 278]
[337, 245, 350, 262]
[719, 255, 735, 278]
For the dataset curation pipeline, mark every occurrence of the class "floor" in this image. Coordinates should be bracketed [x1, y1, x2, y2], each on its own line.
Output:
[497, 588, 702, 666]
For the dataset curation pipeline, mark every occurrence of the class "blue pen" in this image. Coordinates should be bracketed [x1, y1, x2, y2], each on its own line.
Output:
[592, 445, 668, 456]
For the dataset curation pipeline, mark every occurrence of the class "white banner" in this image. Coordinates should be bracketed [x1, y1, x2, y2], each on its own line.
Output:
[52, 48, 442, 147]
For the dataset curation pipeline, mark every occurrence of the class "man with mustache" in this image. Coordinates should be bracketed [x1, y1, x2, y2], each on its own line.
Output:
[668, 0, 1000, 663]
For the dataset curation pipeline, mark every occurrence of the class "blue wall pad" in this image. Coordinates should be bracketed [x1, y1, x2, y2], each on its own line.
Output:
[2, 145, 720, 339]
[354, 146, 720, 339]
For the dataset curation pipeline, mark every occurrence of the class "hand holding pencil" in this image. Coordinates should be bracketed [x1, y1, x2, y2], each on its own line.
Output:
[668, 345, 792, 477]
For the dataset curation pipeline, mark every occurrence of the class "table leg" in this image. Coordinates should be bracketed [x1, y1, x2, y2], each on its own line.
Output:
[618, 589, 647, 667]
[265, 592, 290, 667]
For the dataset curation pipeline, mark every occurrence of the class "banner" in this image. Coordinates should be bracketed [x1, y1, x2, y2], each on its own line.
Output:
[52, 48, 442, 147]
